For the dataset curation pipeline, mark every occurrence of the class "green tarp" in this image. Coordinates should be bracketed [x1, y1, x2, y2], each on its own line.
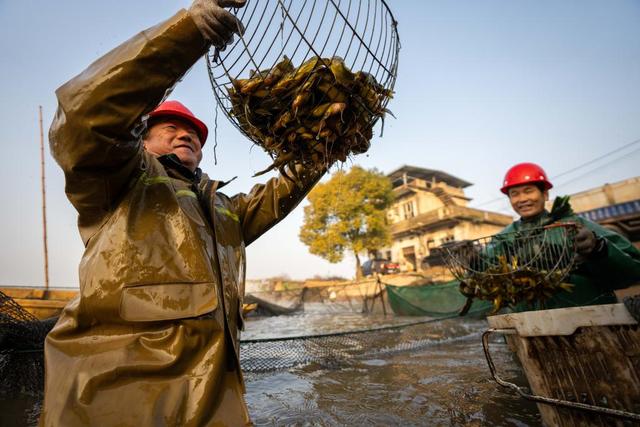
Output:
[385, 280, 493, 317]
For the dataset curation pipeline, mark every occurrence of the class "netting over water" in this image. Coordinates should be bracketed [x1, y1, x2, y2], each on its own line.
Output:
[240, 315, 480, 373]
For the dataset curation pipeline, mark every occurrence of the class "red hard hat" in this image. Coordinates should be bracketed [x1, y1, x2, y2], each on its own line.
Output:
[500, 162, 553, 194]
[148, 100, 208, 146]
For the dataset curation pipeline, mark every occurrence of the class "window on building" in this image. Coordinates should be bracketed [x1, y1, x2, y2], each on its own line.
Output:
[403, 202, 415, 219]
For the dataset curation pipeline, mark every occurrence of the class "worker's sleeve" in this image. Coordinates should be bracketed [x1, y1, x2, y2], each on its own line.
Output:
[231, 164, 325, 246]
[49, 10, 208, 242]
[578, 218, 640, 289]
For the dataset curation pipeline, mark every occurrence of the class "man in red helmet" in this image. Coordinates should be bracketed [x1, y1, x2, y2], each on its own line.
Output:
[42, 1, 326, 425]
[142, 100, 210, 173]
[497, 162, 640, 310]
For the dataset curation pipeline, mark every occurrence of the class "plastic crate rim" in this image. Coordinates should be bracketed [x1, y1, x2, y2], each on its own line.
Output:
[487, 303, 637, 337]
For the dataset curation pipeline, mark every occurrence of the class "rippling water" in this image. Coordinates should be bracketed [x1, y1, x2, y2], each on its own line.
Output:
[1, 303, 542, 426]
[242, 304, 542, 426]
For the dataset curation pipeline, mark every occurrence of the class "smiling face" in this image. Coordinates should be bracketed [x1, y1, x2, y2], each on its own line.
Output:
[507, 184, 549, 219]
[143, 118, 203, 172]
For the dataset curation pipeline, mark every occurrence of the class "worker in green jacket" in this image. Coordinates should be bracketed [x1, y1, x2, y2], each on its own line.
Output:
[498, 162, 640, 310]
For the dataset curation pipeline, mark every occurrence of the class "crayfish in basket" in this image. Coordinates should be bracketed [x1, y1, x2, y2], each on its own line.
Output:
[458, 255, 573, 316]
[227, 56, 393, 179]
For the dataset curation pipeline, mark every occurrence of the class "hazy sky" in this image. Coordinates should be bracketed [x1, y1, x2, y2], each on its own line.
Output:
[1, 0, 639, 287]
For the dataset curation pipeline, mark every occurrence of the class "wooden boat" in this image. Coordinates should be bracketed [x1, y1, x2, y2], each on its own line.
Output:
[0, 286, 259, 320]
[0, 286, 77, 320]
[244, 287, 308, 316]
[242, 303, 258, 316]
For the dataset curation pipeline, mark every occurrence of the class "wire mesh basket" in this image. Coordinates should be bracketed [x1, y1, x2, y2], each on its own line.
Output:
[206, 0, 400, 174]
[443, 224, 579, 314]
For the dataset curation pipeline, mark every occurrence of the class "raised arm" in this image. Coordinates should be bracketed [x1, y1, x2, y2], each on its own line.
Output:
[232, 164, 325, 246]
[50, 10, 209, 242]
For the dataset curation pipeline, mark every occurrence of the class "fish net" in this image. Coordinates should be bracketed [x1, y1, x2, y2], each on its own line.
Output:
[443, 224, 579, 314]
[206, 0, 400, 174]
[239, 315, 479, 373]
[0, 291, 55, 395]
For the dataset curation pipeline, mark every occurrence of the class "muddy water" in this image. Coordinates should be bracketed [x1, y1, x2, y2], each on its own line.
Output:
[1, 306, 542, 426]
[243, 306, 542, 426]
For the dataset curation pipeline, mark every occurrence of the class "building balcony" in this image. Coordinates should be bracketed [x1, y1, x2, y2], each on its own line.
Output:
[390, 205, 512, 237]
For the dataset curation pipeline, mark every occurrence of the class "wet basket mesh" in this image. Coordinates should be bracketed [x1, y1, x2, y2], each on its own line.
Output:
[208, 0, 400, 142]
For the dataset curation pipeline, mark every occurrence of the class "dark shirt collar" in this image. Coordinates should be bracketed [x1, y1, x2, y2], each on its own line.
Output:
[155, 154, 238, 190]
[157, 153, 201, 183]
[520, 210, 549, 224]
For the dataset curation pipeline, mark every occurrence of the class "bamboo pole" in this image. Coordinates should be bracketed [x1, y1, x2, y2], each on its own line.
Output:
[39, 106, 50, 291]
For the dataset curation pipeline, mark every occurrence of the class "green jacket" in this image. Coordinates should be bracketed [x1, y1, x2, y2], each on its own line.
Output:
[498, 197, 640, 310]
[42, 10, 322, 427]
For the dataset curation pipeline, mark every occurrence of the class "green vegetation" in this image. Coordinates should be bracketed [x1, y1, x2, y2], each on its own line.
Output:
[300, 166, 394, 279]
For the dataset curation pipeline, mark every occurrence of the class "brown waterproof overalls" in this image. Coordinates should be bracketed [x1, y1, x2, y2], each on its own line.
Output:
[41, 10, 322, 426]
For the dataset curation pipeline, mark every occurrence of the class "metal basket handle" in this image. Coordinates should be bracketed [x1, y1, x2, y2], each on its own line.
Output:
[482, 328, 640, 422]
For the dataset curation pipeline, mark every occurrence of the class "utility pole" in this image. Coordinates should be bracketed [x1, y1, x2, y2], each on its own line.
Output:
[39, 105, 50, 291]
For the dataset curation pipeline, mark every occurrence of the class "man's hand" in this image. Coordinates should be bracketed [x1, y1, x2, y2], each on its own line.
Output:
[189, 0, 246, 49]
[575, 226, 606, 261]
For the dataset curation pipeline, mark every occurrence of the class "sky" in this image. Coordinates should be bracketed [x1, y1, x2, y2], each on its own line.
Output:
[1, 0, 639, 288]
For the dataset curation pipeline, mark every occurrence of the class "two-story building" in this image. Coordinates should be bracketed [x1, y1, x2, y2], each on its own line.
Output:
[381, 165, 512, 278]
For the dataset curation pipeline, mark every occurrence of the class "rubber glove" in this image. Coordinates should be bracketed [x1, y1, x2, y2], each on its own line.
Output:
[575, 225, 607, 261]
[189, 0, 246, 49]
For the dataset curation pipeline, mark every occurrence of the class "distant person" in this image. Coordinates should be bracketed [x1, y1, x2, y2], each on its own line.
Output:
[42, 1, 327, 425]
[497, 162, 640, 309]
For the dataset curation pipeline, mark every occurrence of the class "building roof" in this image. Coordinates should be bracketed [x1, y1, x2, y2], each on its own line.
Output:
[387, 165, 472, 188]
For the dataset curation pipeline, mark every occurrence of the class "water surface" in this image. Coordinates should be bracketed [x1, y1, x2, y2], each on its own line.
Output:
[242, 306, 541, 426]
[1, 304, 542, 426]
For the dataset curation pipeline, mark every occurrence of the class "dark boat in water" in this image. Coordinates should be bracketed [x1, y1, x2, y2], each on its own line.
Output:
[244, 287, 308, 316]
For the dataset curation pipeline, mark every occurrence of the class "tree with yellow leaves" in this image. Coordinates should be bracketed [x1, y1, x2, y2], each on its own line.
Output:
[300, 166, 394, 279]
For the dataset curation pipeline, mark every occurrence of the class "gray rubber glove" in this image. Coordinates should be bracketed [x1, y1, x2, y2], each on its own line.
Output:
[575, 225, 607, 263]
[575, 226, 598, 255]
[189, 0, 246, 49]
